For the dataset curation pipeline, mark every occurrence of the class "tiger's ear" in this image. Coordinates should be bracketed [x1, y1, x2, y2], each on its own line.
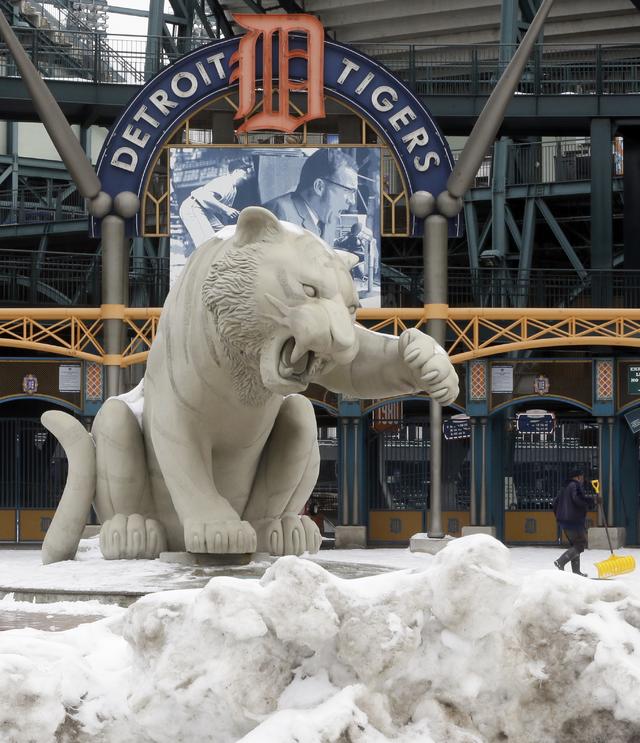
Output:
[334, 249, 360, 269]
[234, 206, 283, 246]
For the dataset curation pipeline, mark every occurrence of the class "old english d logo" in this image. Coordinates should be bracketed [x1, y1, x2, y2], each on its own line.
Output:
[230, 14, 325, 133]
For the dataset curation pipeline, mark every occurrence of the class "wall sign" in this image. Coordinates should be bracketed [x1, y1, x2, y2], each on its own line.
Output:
[628, 365, 640, 395]
[491, 365, 514, 394]
[59, 364, 82, 393]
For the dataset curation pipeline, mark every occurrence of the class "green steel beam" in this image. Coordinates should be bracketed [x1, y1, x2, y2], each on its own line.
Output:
[622, 129, 640, 269]
[535, 197, 587, 277]
[491, 138, 510, 261]
[504, 203, 522, 253]
[465, 179, 624, 202]
[463, 199, 481, 270]
[590, 118, 613, 270]
[514, 196, 536, 307]
[0, 219, 88, 238]
[1, 76, 639, 132]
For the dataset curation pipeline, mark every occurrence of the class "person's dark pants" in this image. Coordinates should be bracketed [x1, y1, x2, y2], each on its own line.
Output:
[556, 527, 588, 573]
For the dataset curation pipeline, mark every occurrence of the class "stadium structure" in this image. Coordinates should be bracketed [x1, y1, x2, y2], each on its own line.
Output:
[1, 0, 640, 547]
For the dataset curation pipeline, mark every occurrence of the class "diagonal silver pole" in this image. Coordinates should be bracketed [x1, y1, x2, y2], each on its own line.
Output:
[0, 10, 143, 397]
[0, 11, 104, 204]
[446, 0, 555, 202]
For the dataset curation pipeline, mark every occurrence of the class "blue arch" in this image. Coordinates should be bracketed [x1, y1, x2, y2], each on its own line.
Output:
[93, 34, 459, 238]
[310, 400, 339, 416]
[489, 395, 593, 417]
[0, 394, 81, 413]
[363, 394, 466, 416]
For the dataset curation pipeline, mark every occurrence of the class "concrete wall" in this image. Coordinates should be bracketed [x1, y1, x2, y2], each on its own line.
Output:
[305, 0, 640, 46]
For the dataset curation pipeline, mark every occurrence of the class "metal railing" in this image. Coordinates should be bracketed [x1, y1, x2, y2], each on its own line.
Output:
[0, 184, 86, 226]
[382, 267, 640, 309]
[452, 137, 613, 188]
[0, 137, 611, 230]
[2, 252, 640, 310]
[1, 30, 640, 94]
[0, 249, 168, 306]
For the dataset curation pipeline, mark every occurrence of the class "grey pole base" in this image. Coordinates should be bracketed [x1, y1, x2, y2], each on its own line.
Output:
[409, 533, 455, 554]
[588, 527, 626, 550]
[159, 551, 255, 567]
[334, 526, 367, 549]
[461, 526, 497, 538]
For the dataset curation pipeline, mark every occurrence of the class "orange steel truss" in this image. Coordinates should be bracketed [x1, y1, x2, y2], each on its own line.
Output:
[0, 308, 159, 366]
[2, 306, 640, 366]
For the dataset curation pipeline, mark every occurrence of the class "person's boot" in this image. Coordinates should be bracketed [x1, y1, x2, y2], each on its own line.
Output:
[571, 556, 587, 577]
[554, 546, 579, 572]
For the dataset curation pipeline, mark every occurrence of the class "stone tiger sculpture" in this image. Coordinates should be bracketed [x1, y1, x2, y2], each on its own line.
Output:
[41, 207, 459, 563]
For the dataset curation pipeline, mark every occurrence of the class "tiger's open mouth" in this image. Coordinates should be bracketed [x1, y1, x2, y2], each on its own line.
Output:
[278, 337, 326, 382]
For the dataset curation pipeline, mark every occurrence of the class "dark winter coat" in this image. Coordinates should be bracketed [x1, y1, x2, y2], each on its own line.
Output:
[553, 478, 595, 529]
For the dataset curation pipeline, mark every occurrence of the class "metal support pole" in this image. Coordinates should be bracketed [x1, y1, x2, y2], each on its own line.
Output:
[470, 417, 478, 525]
[102, 215, 127, 399]
[423, 213, 448, 539]
[597, 417, 604, 526]
[608, 416, 614, 525]
[480, 418, 488, 525]
[340, 418, 349, 526]
[352, 418, 360, 525]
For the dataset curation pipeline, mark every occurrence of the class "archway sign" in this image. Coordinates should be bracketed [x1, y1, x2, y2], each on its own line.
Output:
[93, 14, 461, 238]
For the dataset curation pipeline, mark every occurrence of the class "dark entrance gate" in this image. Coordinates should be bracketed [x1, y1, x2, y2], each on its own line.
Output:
[503, 416, 598, 543]
[368, 413, 471, 543]
[0, 417, 67, 542]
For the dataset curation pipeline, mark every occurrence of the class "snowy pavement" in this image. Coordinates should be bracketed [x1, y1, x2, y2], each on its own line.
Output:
[1, 536, 640, 742]
[2, 537, 640, 596]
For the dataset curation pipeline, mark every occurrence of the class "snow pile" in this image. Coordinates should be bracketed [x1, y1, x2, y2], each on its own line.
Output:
[1, 534, 640, 742]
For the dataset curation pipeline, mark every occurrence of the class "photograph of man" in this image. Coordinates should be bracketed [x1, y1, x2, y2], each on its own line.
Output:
[178, 158, 254, 250]
[262, 148, 358, 246]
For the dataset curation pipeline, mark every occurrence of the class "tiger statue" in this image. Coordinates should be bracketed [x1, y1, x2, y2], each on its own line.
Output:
[41, 207, 459, 563]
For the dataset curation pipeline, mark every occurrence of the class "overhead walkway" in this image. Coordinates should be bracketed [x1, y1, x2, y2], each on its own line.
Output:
[0, 28, 639, 131]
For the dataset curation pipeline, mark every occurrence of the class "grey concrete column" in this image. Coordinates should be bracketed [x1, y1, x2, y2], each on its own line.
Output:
[101, 215, 127, 398]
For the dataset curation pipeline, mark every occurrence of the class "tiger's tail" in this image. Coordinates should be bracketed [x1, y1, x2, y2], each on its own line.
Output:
[41, 410, 96, 565]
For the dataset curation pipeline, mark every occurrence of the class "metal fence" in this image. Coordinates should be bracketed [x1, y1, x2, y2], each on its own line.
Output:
[2, 253, 639, 309]
[1, 30, 640, 94]
[505, 419, 598, 511]
[0, 417, 66, 511]
[0, 184, 86, 226]
[452, 138, 602, 189]
[367, 417, 470, 511]
[382, 268, 640, 309]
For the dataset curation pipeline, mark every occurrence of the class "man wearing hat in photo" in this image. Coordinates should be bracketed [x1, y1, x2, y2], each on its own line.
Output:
[552, 468, 600, 576]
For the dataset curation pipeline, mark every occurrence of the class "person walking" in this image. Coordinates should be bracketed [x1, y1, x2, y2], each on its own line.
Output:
[553, 468, 599, 576]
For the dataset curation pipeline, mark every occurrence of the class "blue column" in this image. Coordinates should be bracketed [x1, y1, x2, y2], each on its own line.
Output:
[337, 399, 366, 527]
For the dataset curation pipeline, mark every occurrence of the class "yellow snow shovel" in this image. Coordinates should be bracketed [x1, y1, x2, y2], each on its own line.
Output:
[591, 480, 636, 578]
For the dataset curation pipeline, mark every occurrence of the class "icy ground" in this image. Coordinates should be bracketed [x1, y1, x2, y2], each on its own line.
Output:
[1, 535, 640, 742]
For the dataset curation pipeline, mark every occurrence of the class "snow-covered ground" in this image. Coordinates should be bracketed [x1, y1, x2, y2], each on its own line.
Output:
[2, 535, 640, 742]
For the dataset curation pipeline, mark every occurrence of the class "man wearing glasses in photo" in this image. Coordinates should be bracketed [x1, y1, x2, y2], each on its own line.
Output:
[263, 148, 358, 246]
